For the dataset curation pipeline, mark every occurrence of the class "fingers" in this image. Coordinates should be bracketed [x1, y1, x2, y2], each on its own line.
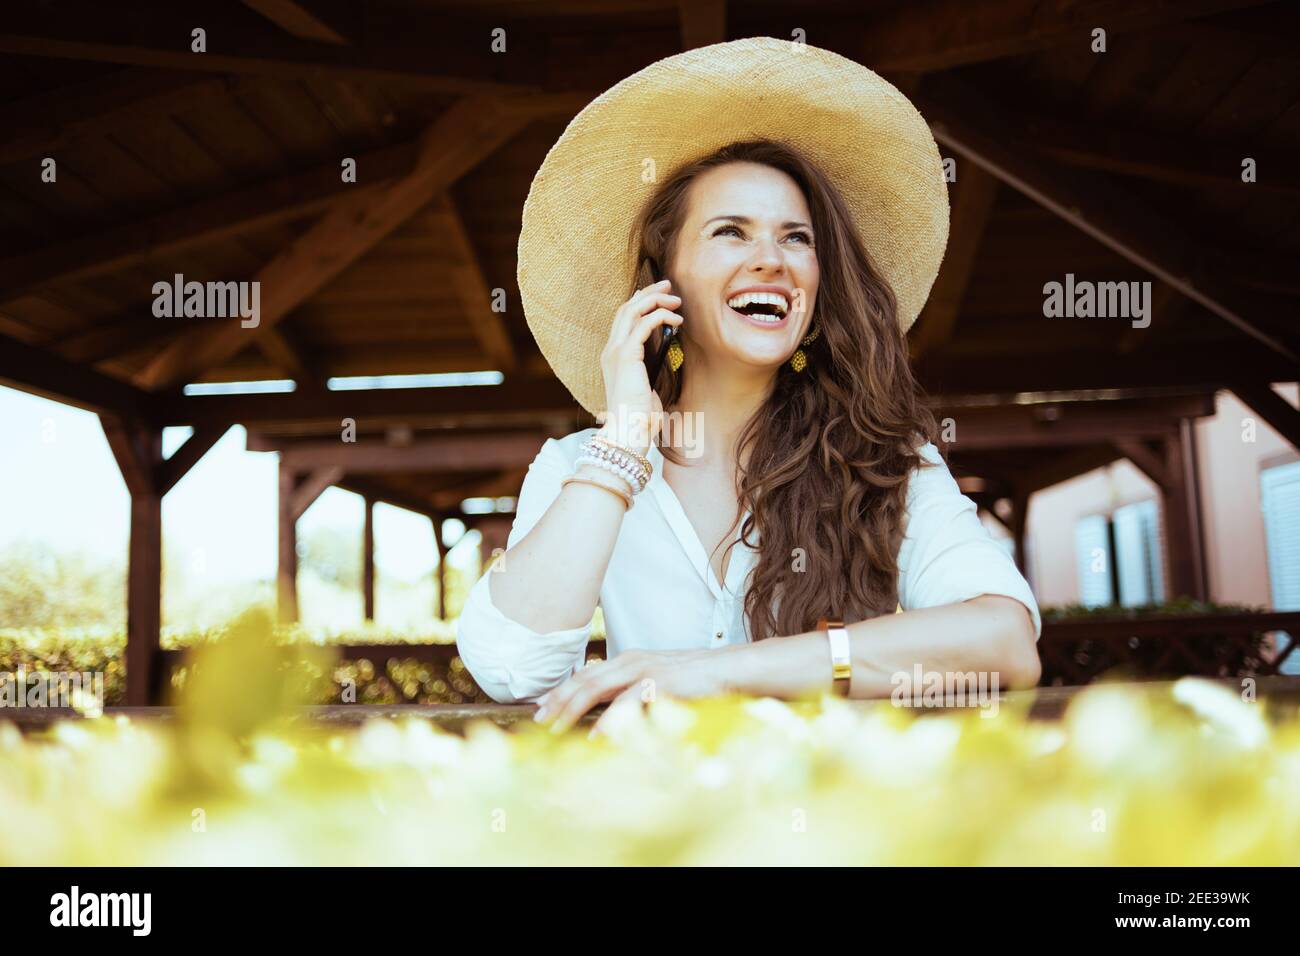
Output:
[609, 281, 679, 345]
[542, 658, 641, 734]
[628, 308, 683, 351]
[588, 684, 646, 740]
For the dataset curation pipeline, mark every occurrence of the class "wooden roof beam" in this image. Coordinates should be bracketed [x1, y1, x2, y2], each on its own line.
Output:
[273, 432, 545, 473]
[934, 394, 1214, 450]
[155, 377, 580, 429]
[136, 95, 540, 391]
[0, 333, 151, 419]
[918, 343, 1295, 395]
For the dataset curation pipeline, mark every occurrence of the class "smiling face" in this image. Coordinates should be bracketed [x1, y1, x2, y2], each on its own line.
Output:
[665, 161, 819, 372]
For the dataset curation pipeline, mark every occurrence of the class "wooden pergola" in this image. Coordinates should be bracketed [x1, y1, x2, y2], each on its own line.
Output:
[1, 0, 1297, 703]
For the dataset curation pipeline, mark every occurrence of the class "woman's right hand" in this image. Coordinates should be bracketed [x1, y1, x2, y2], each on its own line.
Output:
[597, 278, 682, 456]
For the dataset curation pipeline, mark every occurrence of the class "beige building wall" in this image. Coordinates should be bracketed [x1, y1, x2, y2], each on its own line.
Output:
[1022, 384, 1299, 610]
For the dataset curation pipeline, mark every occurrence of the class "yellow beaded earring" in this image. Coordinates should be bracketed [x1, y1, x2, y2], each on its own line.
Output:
[667, 336, 684, 372]
[790, 323, 820, 372]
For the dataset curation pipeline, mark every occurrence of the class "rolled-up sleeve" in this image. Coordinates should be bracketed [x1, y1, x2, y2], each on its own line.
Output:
[454, 437, 593, 702]
[896, 441, 1042, 640]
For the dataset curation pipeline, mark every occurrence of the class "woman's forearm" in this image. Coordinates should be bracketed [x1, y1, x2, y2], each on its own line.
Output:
[488, 460, 631, 633]
[717, 595, 1041, 699]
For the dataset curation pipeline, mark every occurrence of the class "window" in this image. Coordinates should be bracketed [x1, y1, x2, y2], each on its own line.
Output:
[1074, 514, 1113, 607]
[1261, 461, 1300, 676]
[1113, 500, 1165, 606]
[1074, 500, 1165, 608]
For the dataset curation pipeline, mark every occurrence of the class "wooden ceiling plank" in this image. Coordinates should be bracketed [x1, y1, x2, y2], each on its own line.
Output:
[918, 77, 1299, 364]
[0, 142, 418, 302]
[911, 164, 998, 358]
[0, 69, 236, 165]
[0, 5, 536, 97]
[429, 195, 517, 374]
[135, 95, 539, 391]
[856, 0, 1271, 73]
[678, 0, 726, 50]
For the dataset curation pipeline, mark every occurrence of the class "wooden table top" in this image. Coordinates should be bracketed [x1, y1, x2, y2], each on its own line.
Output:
[5, 676, 1299, 734]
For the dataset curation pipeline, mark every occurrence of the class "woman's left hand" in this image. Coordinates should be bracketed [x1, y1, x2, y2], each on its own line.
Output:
[534, 649, 731, 736]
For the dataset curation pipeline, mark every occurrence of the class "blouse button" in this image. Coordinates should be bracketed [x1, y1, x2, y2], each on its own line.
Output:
[714, 631, 723, 640]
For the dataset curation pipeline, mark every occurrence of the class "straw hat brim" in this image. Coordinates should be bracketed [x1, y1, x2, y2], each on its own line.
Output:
[517, 36, 950, 417]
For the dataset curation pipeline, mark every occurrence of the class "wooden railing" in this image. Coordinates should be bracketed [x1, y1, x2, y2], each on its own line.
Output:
[1038, 611, 1300, 685]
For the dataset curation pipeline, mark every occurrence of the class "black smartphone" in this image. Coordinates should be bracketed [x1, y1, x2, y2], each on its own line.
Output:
[643, 256, 678, 387]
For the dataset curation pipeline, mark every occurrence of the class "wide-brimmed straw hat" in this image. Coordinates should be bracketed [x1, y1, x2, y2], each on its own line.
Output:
[516, 36, 950, 416]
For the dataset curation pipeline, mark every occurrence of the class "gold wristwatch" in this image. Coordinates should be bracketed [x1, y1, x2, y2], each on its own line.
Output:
[817, 618, 851, 697]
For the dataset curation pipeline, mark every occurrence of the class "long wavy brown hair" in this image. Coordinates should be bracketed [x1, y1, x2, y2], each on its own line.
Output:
[628, 139, 939, 640]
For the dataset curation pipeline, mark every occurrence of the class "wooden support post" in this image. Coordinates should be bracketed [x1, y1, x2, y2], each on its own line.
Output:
[126, 480, 162, 707]
[1160, 426, 1208, 601]
[100, 416, 163, 705]
[362, 496, 375, 622]
[433, 514, 446, 621]
[277, 464, 299, 625]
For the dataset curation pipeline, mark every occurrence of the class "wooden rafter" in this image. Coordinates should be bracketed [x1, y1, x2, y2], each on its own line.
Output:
[136, 95, 541, 391]
[290, 466, 345, 520]
[157, 424, 231, 495]
[1230, 381, 1300, 451]
[0, 142, 418, 302]
[855, 0, 1271, 72]
[0, 4, 539, 97]
[242, 0, 348, 45]
[917, 78, 1299, 364]
[1022, 112, 1300, 198]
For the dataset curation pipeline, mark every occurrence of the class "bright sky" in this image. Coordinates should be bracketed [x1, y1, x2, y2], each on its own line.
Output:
[0, 385, 479, 584]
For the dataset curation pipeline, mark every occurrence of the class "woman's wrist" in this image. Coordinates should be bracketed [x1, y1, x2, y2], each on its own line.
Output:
[597, 414, 653, 458]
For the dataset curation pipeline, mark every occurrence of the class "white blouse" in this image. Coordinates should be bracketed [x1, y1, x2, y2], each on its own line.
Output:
[455, 427, 1042, 703]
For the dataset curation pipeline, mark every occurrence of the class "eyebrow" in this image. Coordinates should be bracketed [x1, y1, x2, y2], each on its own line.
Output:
[703, 215, 812, 230]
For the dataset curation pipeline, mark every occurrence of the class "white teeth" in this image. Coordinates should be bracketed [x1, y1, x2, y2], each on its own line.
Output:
[726, 290, 789, 318]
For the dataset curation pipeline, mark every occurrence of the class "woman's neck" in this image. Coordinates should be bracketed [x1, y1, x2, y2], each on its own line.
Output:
[670, 355, 776, 469]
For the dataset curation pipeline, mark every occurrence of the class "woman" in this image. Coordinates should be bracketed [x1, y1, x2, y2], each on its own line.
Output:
[456, 38, 1041, 735]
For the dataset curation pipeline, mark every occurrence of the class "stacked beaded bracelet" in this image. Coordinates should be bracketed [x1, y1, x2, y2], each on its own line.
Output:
[577, 434, 651, 495]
